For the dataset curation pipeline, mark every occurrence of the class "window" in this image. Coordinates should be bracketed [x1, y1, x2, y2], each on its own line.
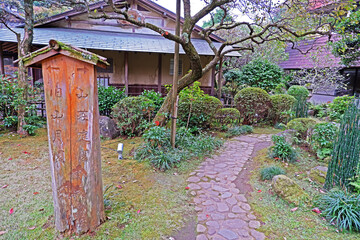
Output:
[97, 76, 110, 88]
[169, 58, 183, 76]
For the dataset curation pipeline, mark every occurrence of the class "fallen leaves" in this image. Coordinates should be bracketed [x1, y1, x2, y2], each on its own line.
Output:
[257, 190, 262, 193]
[8, 158, 12, 161]
[28, 226, 36, 230]
[291, 207, 298, 212]
[185, 186, 190, 190]
[9, 208, 14, 215]
[33, 192, 39, 195]
[0, 231, 7, 236]
[136, 209, 141, 214]
[116, 185, 122, 189]
[1, 185, 8, 189]
[22, 151, 31, 155]
[312, 208, 321, 214]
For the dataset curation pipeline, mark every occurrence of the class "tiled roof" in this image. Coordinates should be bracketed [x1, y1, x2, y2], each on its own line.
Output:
[0, 27, 240, 57]
[278, 35, 359, 69]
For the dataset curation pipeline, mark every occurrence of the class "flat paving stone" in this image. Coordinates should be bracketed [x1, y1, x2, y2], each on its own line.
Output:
[218, 229, 238, 240]
[187, 134, 271, 240]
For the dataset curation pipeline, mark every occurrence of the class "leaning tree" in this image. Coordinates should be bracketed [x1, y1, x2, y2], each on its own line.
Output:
[91, 0, 349, 124]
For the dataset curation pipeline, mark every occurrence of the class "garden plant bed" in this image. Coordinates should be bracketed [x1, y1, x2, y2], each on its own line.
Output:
[0, 128, 210, 239]
[248, 146, 359, 239]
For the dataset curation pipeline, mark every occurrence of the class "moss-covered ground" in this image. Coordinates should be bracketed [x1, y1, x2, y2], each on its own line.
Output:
[248, 145, 359, 239]
[0, 128, 206, 239]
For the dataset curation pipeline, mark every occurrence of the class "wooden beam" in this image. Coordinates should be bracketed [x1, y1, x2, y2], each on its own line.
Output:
[0, 42, 4, 75]
[158, 54, 162, 93]
[124, 52, 129, 95]
[218, 57, 223, 99]
[211, 66, 215, 96]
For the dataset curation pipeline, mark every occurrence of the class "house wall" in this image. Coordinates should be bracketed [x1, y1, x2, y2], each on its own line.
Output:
[91, 50, 213, 88]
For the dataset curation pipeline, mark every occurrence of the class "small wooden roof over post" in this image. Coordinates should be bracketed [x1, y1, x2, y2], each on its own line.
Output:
[19, 39, 109, 68]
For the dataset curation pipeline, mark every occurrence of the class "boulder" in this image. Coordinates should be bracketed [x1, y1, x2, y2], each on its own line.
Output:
[272, 175, 310, 206]
[99, 116, 120, 139]
[309, 166, 328, 184]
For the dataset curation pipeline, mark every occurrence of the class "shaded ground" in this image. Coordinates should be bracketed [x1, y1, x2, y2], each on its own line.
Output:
[0, 128, 206, 240]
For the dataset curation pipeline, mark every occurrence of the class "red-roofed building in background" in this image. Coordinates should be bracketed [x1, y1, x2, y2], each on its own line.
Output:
[279, 1, 360, 103]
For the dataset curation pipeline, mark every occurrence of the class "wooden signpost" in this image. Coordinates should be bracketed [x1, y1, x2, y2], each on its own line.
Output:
[23, 40, 108, 234]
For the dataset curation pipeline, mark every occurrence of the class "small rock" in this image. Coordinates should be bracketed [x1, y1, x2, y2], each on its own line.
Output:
[272, 175, 310, 206]
[249, 220, 261, 229]
[218, 229, 238, 240]
[196, 234, 208, 240]
[197, 224, 206, 233]
[99, 116, 120, 139]
[217, 202, 229, 212]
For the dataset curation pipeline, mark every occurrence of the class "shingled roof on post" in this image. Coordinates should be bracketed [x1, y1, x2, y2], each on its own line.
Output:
[19, 39, 109, 68]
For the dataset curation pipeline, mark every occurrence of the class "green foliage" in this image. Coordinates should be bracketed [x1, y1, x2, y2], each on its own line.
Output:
[332, 9, 360, 65]
[135, 127, 223, 171]
[325, 100, 360, 190]
[260, 166, 286, 181]
[287, 85, 309, 101]
[273, 83, 287, 94]
[202, 8, 233, 28]
[329, 95, 355, 121]
[269, 135, 297, 162]
[111, 96, 154, 137]
[287, 118, 317, 140]
[309, 103, 329, 119]
[223, 68, 242, 84]
[4, 116, 18, 128]
[214, 108, 240, 126]
[270, 94, 296, 123]
[23, 124, 38, 136]
[98, 86, 126, 116]
[140, 89, 164, 113]
[316, 189, 360, 232]
[226, 125, 253, 137]
[237, 59, 284, 92]
[311, 123, 338, 160]
[178, 83, 222, 130]
[349, 176, 360, 194]
[234, 87, 272, 125]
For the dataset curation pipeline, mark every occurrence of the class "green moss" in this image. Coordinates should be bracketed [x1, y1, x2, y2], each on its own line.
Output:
[22, 48, 52, 63]
[309, 167, 327, 184]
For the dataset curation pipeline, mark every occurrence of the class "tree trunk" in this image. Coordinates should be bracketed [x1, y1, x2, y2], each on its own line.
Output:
[17, 0, 34, 135]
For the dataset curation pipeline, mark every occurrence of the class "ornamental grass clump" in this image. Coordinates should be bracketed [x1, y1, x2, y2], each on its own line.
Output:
[316, 189, 360, 232]
[135, 126, 223, 171]
[226, 125, 253, 137]
[260, 166, 286, 180]
[269, 135, 297, 162]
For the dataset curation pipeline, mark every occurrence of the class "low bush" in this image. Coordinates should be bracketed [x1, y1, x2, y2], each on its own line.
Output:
[135, 126, 223, 171]
[287, 118, 317, 140]
[287, 85, 309, 101]
[98, 86, 126, 116]
[273, 83, 287, 94]
[214, 108, 240, 126]
[329, 95, 355, 121]
[111, 96, 154, 137]
[270, 94, 296, 123]
[269, 135, 297, 162]
[178, 94, 222, 131]
[309, 103, 329, 118]
[260, 166, 286, 180]
[311, 122, 338, 160]
[316, 189, 360, 232]
[234, 87, 272, 125]
[226, 125, 253, 137]
[140, 89, 164, 113]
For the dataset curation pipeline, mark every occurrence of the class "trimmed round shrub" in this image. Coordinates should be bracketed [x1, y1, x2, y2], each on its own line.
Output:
[234, 87, 272, 125]
[260, 166, 286, 180]
[178, 95, 222, 130]
[287, 85, 309, 101]
[270, 94, 296, 123]
[215, 108, 240, 125]
[273, 83, 287, 94]
[111, 96, 154, 136]
[287, 117, 317, 140]
[238, 59, 283, 92]
[329, 95, 355, 120]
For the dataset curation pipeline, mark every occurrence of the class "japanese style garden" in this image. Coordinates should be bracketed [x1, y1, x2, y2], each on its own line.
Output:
[1, 0, 360, 240]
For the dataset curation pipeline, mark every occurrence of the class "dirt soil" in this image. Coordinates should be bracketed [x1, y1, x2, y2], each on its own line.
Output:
[234, 141, 272, 197]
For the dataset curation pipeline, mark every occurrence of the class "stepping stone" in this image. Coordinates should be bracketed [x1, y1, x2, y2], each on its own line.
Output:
[232, 205, 246, 213]
[240, 203, 251, 211]
[211, 213, 226, 220]
[215, 163, 227, 168]
[196, 234, 208, 240]
[226, 197, 237, 206]
[250, 229, 266, 240]
[217, 202, 229, 212]
[249, 220, 261, 229]
[206, 221, 220, 229]
[188, 183, 201, 190]
[218, 229, 238, 240]
[223, 219, 247, 229]
[198, 182, 211, 189]
[197, 224, 206, 233]
[213, 185, 228, 192]
[221, 192, 232, 199]
[188, 176, 201, 183]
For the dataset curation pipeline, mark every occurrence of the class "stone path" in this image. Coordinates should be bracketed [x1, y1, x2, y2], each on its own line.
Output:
[186, 134, 272, 240]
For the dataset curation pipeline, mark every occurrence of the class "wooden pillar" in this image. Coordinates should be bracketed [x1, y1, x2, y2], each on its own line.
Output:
[0, 42, 5, 75]
[211, 66, 215, 96]
[158, 54, 162, 93]
[218, 57, 223, 99]
[41, 55, 105, 234]
[124, 52, 129, 95]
